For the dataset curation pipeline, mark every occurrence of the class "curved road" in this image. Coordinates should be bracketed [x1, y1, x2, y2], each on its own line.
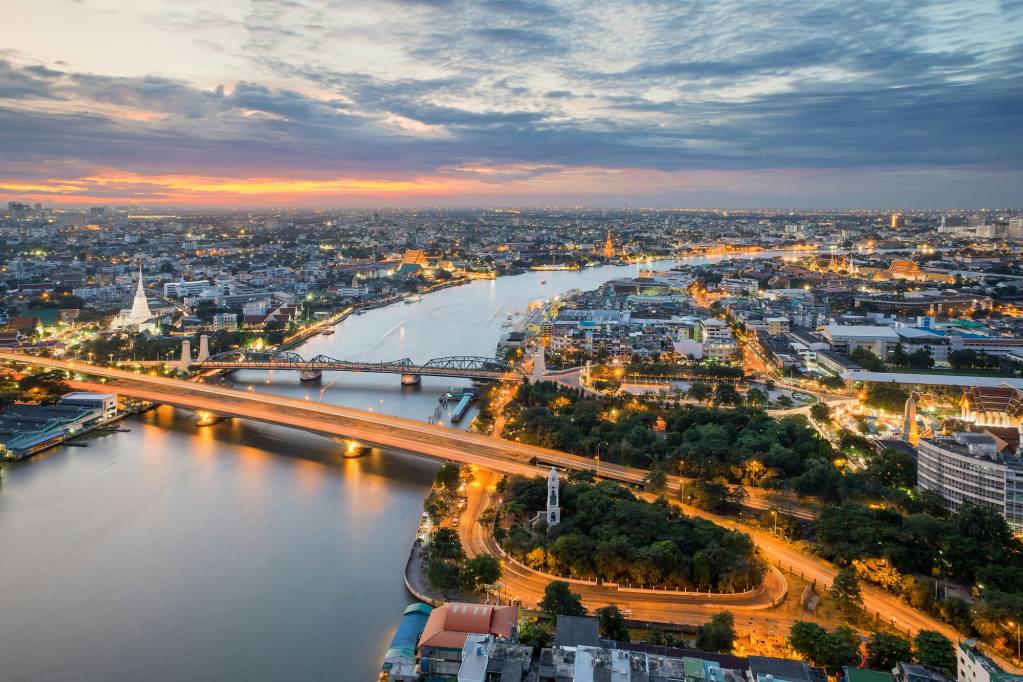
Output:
[459, 470, 789, 626]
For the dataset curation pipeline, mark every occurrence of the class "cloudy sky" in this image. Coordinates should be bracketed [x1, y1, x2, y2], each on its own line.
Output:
[1, 0, 1021, 208]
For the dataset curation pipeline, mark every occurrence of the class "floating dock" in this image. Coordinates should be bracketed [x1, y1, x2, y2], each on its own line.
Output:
[379, 602, 433, 681]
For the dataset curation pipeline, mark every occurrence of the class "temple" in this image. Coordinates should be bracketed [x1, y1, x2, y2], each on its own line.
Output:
[111, 266, 159, 332]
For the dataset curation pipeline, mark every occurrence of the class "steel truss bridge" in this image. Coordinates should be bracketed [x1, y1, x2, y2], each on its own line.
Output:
[194, 349, 521, 381]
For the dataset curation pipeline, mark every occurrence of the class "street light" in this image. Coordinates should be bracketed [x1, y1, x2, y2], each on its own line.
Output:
[1008, 621, 1021, 668]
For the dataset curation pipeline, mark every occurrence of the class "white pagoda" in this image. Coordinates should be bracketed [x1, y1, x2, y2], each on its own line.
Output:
[112, 265, 159, 332]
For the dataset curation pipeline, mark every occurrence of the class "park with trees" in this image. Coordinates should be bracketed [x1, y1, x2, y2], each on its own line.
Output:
[496, 474, 764, 592]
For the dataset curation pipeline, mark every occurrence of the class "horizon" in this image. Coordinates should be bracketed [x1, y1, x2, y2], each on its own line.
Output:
[2, 0, 1022, 208]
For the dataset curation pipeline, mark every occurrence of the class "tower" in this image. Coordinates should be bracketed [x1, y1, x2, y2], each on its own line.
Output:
[197, 334, 210, 363]
[178, 338, 192, 372]
[532, 348, 546, 383]
[128, 265, 153, 323]
[903, 394, 919, 447]
[546, 467, 560, 527]
[602, 231, 615, 259]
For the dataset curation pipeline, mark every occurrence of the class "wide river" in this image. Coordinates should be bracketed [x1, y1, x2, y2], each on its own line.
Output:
[0, 252, 796, 681]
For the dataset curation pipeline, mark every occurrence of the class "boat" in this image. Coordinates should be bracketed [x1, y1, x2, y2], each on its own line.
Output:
[404, 294, 421, 304]
[355, 309, 366, 315]
[321, 327, 335, 335]
[540, 279, 547, 285]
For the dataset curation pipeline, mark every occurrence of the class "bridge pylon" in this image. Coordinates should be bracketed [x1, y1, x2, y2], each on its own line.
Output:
[532, 348, 546, 383]
[178, 339, 192, 372]
[197, 335, 210, 363]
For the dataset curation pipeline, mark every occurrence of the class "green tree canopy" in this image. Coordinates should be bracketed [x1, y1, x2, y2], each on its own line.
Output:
[696, 611, 736, 654]
[913, 630, 955, 674]
[458, 555, 501, 592]
[435, 463, 462, 492]
[789, 622, 860, 674]
[597, 605, 631, 642]
[830, 566, 864, 614]
[867, 632, 912, 670]
[539, 580, 586, 617]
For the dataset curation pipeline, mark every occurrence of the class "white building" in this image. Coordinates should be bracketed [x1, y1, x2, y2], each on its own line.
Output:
[820, 324, 899, 360]
[59, 392, 117, 420]
[917, 433, 1023, 534]
[720, 277, 759, 297]
[957, 639, 1023, 682]
[213, 312, 238, 332]
[765, 316, 790, 336]
[700, 318, 732, 341]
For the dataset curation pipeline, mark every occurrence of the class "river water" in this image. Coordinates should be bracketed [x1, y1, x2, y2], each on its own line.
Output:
[0, 253, 794, 681]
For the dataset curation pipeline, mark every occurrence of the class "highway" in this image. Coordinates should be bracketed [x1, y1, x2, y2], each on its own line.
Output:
[0, 351, 811, 518]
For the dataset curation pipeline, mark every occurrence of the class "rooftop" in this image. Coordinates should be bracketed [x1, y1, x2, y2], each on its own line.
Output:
[418, 602, 517, 651]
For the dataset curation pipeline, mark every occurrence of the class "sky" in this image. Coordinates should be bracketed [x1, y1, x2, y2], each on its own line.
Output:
[1, 0, 1021, 209]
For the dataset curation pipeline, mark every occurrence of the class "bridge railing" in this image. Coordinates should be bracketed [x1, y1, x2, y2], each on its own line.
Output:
[195, 350, 520, 376]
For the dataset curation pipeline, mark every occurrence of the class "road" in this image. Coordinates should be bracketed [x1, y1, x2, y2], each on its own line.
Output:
[458, 468, 1016, 671]
[10, 352, 1012, 668]
[0, 351, 812, 518]
[458, 470, 791, 627]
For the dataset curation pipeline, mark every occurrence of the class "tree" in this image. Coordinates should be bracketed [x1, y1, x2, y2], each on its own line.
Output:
[789, 621, 827, 660]
[863, 383, 910, 414]
[830, 566, 864, 613]
[688, 479, 733, 512]
[790, 622, 860, 674]
[428, 528, 465, 562]
[687, 382, 713, 403]
[746, 388, 768, 406]
[816, 625, 861, 674]
[540, 580, 586, 617]
[426, 557, 460, 591]
[644, 464, 668, 493]
[435, 463, 462, 492]
[865, 448, 916, 489]
[459, 555, 501, 592]
[890, 344, 910, 367]
[941, 597, 974, 634]
[867, 632, 912, 670]
[518, 619, 553, 652]
[696, 611, 736, 654]
[908, 348, 934, 370]
[713, 383, 741, 406]
[809, 402, 831, 424]
[850, 347, 885, 371]
[913, 630, 955, 673]
[597, 605, 631, 642]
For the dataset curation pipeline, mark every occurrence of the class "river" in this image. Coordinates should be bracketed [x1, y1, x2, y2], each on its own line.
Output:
[0, 252, 796, 681]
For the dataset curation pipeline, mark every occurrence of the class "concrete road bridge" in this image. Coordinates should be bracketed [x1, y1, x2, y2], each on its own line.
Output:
[0, 350, 812, 520]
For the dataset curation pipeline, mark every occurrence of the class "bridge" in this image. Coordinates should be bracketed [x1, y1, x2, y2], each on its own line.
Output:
[153, 336, 523, 384]
[193, 349, 520, 384]
[0, 350, 811, 519]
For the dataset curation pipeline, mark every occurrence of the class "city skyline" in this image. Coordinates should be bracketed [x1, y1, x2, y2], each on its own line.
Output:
[2, 0, 1022, 208]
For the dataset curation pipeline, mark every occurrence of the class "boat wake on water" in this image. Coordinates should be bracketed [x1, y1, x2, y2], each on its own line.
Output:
[367, 320, 406, 352]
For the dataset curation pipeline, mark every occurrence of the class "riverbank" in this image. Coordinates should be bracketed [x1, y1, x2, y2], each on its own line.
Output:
[277, 274, 486, 352]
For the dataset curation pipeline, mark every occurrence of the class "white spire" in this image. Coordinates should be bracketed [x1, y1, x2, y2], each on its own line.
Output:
[127, 264, 153, 322]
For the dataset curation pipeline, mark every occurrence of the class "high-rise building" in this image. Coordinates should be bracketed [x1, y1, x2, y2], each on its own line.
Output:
[890, 213, 904, 228]
[917, 432, 1023, 534]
